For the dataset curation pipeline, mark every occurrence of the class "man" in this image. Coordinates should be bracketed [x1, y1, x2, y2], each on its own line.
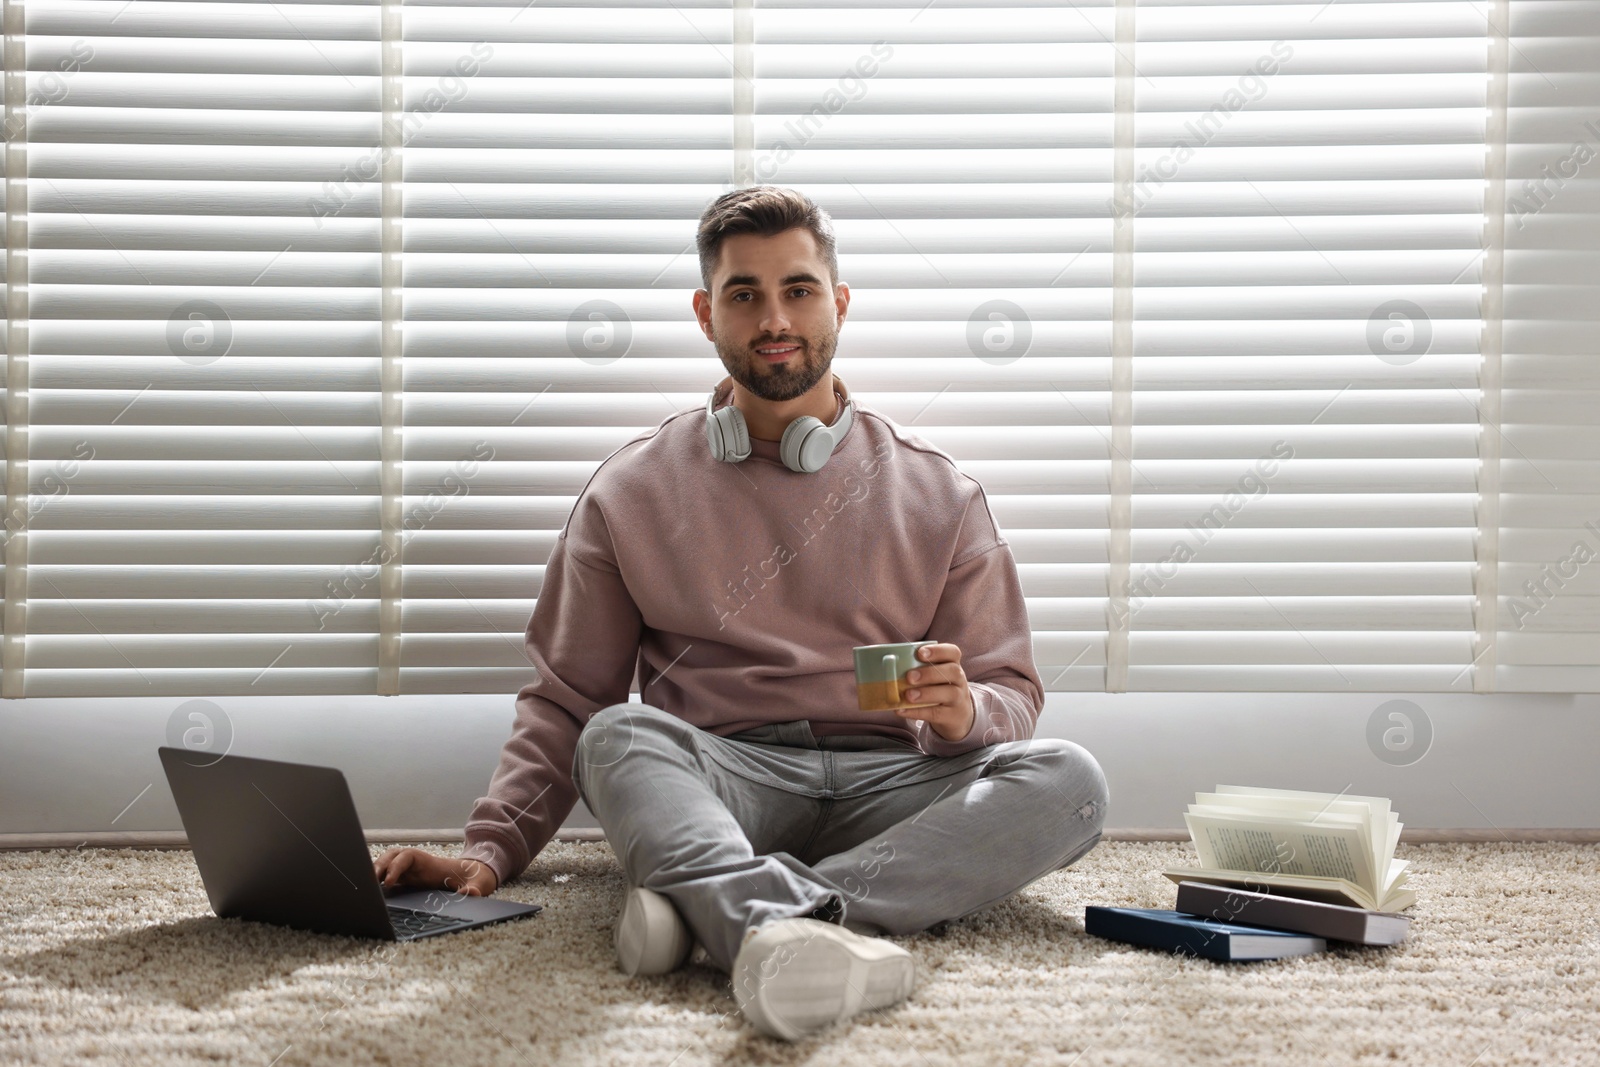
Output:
[374, 186, 1108, 1041]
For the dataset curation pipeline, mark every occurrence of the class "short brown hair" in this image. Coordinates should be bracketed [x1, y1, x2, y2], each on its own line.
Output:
[696, 186, 839, 293]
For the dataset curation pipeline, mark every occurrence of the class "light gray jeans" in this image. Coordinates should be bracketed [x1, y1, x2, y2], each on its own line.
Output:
[571, 702, 1110, 972]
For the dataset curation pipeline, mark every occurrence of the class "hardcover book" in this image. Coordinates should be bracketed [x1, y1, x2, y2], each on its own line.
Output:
[1084, 906, 1327, 962]
[1174, 880, 1410, 946]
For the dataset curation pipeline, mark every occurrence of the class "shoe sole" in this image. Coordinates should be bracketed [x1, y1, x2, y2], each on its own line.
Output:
[615, 887, 693, 976]
[733, 920, 916, 1041]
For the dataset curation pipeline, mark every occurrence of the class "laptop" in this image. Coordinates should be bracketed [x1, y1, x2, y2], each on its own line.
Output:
[158, 746, 541, 941]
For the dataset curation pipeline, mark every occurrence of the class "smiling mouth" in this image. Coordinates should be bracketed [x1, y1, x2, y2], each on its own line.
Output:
[756, 343, 802, 359]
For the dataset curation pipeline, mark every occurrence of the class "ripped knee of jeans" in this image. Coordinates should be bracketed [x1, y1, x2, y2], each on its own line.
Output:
[1034, 740, 1109, 826]
[1068, 771, 1109, 834]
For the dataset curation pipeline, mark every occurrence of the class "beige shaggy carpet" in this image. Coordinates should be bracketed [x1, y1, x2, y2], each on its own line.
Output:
[1, 840, 1596, 1066]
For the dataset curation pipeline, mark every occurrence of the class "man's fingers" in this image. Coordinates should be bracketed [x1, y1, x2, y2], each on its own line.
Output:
[909, 654, 963, 688]
[383, 849, 415, 886]
[372, 848, 396, 880]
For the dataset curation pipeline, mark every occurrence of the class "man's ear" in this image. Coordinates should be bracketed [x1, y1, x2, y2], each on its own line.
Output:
[834, 281, 850, 327]
[692, 289, 714, 340]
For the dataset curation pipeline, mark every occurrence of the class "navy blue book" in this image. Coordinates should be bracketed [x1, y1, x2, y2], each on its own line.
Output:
[1085, 906, 1327, 962]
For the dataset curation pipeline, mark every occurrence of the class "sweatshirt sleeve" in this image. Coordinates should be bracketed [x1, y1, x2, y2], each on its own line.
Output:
[459, 501, 643, 887]
[916, 485, 1044, 759]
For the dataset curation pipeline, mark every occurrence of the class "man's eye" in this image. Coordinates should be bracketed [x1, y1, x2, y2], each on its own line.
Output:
[791, 288, 810, 298]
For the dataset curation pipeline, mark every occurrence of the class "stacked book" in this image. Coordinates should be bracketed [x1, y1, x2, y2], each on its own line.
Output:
[1085, 786, 1415, 962]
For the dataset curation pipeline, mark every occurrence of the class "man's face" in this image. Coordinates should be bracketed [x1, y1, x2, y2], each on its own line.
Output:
[693, 228, 849, 403]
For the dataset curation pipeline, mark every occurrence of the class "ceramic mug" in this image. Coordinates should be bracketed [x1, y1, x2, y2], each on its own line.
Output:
[854, 641, 941, 712]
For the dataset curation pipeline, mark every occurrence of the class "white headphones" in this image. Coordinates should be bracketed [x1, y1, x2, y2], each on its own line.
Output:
[704, 373, 855, 474]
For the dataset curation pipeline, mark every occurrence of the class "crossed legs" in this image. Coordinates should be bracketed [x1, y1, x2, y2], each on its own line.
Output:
[572, 703, 1109, 973]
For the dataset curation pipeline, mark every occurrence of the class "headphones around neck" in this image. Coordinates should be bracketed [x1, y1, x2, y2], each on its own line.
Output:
[704, 373, 855, 474]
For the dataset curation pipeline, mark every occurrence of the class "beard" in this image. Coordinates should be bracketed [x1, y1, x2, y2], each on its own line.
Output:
[713, 319, 838, 403]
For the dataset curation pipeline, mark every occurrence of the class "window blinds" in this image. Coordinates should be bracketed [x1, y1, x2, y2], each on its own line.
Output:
[14, 0, 394, 695]
[0, 0, 1579, 697]
[1121, 0, 1489, 690]
[1494, 0, 1600, 691]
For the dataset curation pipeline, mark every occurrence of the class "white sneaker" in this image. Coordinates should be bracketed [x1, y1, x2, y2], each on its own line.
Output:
[732, 918, 917, 1041]
[615, 887, 695, 976]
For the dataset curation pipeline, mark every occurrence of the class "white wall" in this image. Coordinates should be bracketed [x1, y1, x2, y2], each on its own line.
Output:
[3, 692, 1597, 836]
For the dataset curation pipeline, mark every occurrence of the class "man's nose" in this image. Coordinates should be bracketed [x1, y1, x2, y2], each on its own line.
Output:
[760, 304, 793, 335]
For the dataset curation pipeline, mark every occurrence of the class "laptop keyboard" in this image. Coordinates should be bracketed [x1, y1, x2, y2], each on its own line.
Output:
[387, 905, 472, 939]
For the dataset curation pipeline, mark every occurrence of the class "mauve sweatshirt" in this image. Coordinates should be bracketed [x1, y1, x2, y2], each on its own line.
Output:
[458, 385, 1045, 887]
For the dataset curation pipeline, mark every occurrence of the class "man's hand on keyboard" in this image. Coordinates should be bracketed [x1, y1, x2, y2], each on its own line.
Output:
[373, 847, 498, 897]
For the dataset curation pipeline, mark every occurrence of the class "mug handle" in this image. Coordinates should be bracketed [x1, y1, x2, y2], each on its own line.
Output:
[882, 653, 900, 705]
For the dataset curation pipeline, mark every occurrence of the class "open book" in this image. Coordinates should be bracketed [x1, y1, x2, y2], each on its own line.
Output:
[1161, 785, 1416, 912]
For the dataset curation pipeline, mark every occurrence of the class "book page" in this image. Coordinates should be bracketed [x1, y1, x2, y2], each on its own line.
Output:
[1213, 785, 1393, 822]
[1191, 799, 1376, 828]
[1383, 858, 1411, 893]
[1188, 804, 1373, 868]
[1206, 786, 1396, 885]
[1206, 789, 1386, 832]
[1184, 812, 1376, 893]
[1203, 799, 1388, 883]
[1194, 794, 1375, 819]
